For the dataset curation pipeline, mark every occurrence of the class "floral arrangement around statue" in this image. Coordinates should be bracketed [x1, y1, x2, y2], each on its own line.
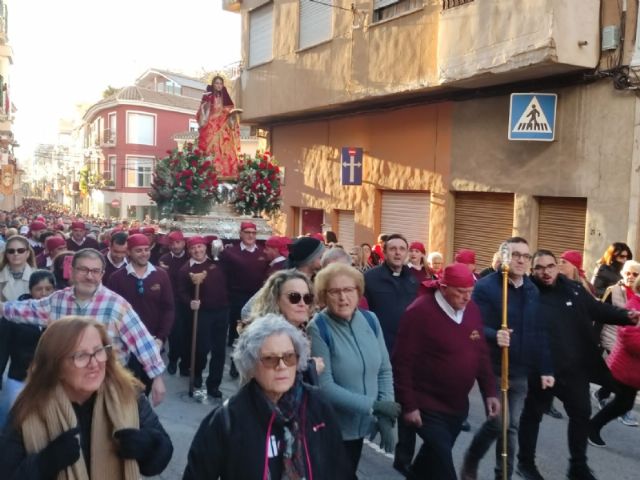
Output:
[232, 151, 282, 217]
[149, 143, 221, 215]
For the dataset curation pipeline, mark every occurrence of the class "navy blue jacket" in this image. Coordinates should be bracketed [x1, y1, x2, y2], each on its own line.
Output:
[364, 263, 419, 353]
[472, 271, 552, 377]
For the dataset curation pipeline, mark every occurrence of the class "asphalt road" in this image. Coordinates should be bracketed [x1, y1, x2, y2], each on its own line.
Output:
[152, 354, 639, 480]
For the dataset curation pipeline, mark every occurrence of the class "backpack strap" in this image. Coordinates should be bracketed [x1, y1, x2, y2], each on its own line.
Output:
[358, 308, 378, 336]
[315, 312, 334, 352]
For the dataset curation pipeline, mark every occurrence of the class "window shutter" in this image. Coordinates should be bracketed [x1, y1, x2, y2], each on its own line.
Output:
[337, 210, 355, 251]
[299, 0, 332, 50]
[249, 3, 273, 66]
[453, 192, 514, 269]
[380, 192, 430, 248]
[537, 197, 587, 255]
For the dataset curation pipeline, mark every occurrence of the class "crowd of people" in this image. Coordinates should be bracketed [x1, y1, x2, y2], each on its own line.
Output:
[0, 202, 637, 479]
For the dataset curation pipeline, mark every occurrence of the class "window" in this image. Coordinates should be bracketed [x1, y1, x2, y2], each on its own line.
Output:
[126, 112, 156, 145]
[442, 0, 473, 9]
[189, 119, 199, 132]
[109, 155, 117, 186]
[299, 0, 332, 50]
[126, 156, 154, 188]
[105, 113, 116, 144]
[373, 0, 422, 23]
[249, 3, 273, 66]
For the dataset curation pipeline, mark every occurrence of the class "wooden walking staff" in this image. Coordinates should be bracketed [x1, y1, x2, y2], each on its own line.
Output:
[188, 271, 208, 397]
[499, 243, 512, 480]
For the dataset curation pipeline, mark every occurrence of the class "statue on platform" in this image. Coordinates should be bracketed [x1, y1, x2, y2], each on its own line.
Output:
[196, 75, 241, 179]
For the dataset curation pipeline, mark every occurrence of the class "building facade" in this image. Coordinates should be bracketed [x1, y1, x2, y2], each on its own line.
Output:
[82, 70, 205, 220]
[231, 0, 640, 270]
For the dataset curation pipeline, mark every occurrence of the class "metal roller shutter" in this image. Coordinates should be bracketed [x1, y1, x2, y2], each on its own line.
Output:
[299, 0, 332, 50]
[453, 192, 514, 270]
[380, 191, 430, 248]
[337, 210, 355, 251]
[537, 197, 587, 256]
[249, 3, 273, 67]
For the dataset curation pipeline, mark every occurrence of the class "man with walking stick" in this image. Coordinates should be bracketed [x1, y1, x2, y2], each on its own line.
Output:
[461, 237, 554, 480]
[178, 236, 229, 399]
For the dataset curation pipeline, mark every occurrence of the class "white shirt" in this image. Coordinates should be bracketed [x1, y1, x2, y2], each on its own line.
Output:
[107, 251, 128, 269]
[509, 276, 524, 288]
[171, 251, 186, 259]
[270, 256, 286, 266]
[240, 242, 257, 253]
[189, 257, 209, 267]
[126, 262, 156, 280]
[435, 290, 465, 324]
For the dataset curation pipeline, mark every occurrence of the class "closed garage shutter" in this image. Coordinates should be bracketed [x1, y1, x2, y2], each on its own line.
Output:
[453, 192, 514, 270]
[380, 191, 430, 248]
[537, 197, 587, 255]
[337, 210, 355, 251]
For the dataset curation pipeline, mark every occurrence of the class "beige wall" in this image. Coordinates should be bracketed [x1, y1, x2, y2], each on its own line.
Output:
[271, 103, 453, 250]
[449, 81, 636, 270]
[239, 0, 601, 121]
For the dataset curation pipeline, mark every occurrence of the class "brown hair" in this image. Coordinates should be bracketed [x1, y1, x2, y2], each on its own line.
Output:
[0, 235, 36, 270]
[11, 317, 142, 427]
[599, 242, 633, 267]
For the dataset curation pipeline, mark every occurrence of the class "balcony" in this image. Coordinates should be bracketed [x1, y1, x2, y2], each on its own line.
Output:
[437, 0, 600, 87]
[222, 0, 241, 13]
[101, 128, 116, 146]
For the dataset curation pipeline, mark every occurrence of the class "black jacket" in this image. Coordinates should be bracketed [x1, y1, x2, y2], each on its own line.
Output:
[0, 318, 44, 384]
[183, 380, 349, 480]
[592, 263, 622, 298]
[533, 274, 632, 377]
[0, 394, 173, 479]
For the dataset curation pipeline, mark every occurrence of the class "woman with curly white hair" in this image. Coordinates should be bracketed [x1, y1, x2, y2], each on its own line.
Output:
[184, 314, 348, 480]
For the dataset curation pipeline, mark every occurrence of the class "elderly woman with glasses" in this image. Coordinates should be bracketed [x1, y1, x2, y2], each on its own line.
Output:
[0, 235, 36, 302]
[307, 263, 399, 479]
[0, 317, 173, 479]
[184, 314, 348, 480]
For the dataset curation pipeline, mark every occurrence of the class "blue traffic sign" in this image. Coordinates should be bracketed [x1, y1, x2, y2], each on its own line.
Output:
[341, 147, 363, 186]
[508, 93, 557, 141]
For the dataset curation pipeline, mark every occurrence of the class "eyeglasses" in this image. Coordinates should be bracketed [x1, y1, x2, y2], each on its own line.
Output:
[6, 248, 27, 255]
[137, 278, 144, 295]
[326, 286, 358, 298]
[618, 253, 629, 259]
[511, 252, 532, 261]
[242, 230, 257, 235]
[259, 351, 298, 369]
[285, 291, 314, 305]
[533, 264, 557, 273]
[74, 266, 104, 276]
[70, 345, 112, 368]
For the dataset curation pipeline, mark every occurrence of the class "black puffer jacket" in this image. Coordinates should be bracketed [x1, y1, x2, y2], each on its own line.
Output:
[592, 263, 622, 298]
[183, 380, 349, 480]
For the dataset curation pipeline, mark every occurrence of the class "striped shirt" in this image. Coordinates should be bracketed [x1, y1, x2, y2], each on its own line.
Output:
[3, 284, 165, 378]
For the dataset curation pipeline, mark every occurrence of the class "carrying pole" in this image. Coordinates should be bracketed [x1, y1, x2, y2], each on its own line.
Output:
[188, 271, 208, 397]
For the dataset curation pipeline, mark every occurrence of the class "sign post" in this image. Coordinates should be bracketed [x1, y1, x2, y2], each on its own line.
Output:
[508, 93, 557, 141]
[341, 147, 363, 186]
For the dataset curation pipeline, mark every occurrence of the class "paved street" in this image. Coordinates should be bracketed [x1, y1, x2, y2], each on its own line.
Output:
[152, 351, 639, 480]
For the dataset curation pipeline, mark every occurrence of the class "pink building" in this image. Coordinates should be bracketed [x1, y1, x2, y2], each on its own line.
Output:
[82, 69, 206, 219]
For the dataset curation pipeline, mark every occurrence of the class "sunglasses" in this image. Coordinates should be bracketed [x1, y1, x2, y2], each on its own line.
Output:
[259, 352, 298, 369]
[285, 291, 314, 305]
[6, 248, 27, 255]
[137, 278, 144, 295]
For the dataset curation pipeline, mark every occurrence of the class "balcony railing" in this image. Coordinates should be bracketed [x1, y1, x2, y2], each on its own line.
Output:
[443, 0, 473, 9]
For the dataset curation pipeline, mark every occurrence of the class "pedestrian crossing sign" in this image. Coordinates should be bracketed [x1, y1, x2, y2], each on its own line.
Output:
[508, 93, 557, 141]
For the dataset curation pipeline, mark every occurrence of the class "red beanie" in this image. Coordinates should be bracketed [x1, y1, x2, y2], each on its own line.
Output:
[266, 236, 290, 256]
[127, 233, 150, 249]
[187, 236, 207, 249]
[409, 242, 426, 255]
[455, 249, 476, 265]
[128, 227, 140, 235]
[240, 221, 257, 231]
[71, 221, 85, 231]
[167, 230, 185, 242]
[29, 221, 47, 232]
[45, 236, 66, 252]
[142, 227, 156, 236]
[561, 250, 585, 278]
[440, 263, 475, 288]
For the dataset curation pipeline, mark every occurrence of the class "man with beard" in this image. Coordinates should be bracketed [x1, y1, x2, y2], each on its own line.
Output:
[103, 231, 128, 281]
[516, 250, 638, 480]
[106, 234, 174, 393]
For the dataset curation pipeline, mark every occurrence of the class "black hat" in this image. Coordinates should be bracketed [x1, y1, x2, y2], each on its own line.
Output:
[287, 237, 324, 268]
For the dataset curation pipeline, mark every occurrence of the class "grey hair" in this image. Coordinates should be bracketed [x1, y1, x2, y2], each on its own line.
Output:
[321, 247, 352, 267]
[427, 251, 443, 263]
[232, 313, 310, 386]
[72, 248, 106, 270]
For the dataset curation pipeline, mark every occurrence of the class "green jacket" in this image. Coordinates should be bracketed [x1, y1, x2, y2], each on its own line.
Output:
[308, 308, 394, 440]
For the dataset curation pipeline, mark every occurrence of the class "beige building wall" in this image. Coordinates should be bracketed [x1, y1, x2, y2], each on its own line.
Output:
[449, 81, 637, 270]
[271, 103, 453, 250]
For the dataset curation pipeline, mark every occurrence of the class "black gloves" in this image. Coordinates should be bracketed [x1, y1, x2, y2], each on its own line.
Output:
[372, 400, 401, 420]
[37, 427, 81, 478]
[114, 428, 156, 461]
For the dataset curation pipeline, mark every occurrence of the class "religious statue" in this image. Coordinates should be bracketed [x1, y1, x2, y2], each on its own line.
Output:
[196, 75, 241, 179]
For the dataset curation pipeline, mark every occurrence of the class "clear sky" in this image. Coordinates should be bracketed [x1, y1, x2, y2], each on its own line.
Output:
[9, 0, 241, 156]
